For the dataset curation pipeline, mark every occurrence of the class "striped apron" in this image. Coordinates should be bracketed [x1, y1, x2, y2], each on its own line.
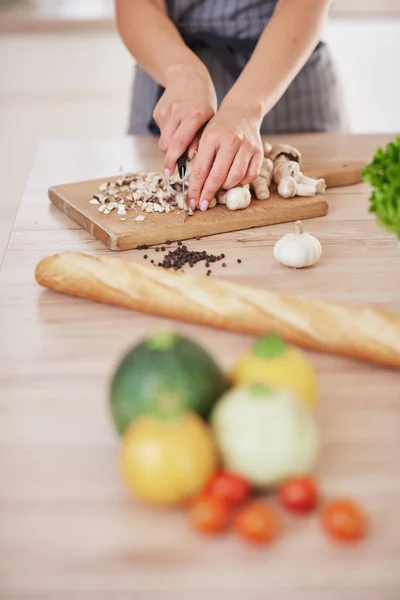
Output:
[128, 0, 348, 135]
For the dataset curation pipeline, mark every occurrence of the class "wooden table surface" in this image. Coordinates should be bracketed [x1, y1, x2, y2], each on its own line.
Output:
[0, 133, 399, 600]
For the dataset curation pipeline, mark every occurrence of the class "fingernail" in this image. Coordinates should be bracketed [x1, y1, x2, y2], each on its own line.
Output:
[200, 200, 209, 212]
[189, 199, 196, 211]
[188, 148, 195, 160]
[164, 168, 171, 177]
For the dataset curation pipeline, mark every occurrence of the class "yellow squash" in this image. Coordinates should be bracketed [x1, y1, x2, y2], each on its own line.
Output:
[120, 412, 218, 506]
[232, 334, 317, 409]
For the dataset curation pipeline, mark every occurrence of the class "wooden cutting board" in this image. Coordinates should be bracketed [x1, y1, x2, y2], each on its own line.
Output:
[48, 160, 365, 251]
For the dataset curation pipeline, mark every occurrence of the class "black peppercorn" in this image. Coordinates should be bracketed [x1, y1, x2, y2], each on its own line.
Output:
[146, 241, 228, 272]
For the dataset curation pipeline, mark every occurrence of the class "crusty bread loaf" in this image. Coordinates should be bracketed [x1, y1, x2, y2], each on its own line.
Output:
[35, 251, 400, 368]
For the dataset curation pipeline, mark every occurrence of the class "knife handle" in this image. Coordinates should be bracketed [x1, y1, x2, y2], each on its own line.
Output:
[177, 150, 189, 179]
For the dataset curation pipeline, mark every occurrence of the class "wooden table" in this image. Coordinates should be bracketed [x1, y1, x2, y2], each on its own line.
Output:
[0, 133, 399, 600]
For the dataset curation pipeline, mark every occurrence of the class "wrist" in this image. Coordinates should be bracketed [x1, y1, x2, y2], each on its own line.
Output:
[165, 58, 210, 86]
[220, 90, 265, 123]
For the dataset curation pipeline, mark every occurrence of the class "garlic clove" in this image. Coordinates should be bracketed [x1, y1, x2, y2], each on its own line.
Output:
[273, 220, 322, 268]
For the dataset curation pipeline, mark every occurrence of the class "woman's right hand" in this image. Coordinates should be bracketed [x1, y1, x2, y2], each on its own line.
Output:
[153, 64, 217, 176]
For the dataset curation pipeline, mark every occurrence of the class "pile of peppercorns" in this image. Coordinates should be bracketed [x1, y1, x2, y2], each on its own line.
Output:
[137, 239, 242, 276]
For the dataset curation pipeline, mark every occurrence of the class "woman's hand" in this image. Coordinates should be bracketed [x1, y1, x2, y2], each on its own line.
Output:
[187, 104, 264, 211]
[153, 64, 217, 176]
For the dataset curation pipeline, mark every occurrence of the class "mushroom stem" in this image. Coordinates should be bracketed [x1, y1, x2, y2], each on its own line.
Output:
[273, 156, 300, 185]
[260, 157, 274, 181]
[252, 157, 274, 200]
[295, 173, 326, 193]
[278, 176, 317, 199]
[295, 181, 318, 196]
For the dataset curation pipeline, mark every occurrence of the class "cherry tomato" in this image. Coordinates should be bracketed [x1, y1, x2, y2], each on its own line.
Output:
[278, 477, 319, 514]
[234, 500, 281, 546]
[188, 494, 231, 535]
[205, 471, 252, 509]
[321, 499, 367, 542]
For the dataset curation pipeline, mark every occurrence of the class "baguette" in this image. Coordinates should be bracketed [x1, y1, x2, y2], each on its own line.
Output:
[35, 251, 400, 368]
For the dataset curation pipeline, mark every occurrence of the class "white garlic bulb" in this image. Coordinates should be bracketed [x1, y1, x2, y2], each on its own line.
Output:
[273, 221, 322, 268]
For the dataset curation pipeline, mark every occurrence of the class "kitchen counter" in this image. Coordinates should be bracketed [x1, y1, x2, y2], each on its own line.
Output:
[0, 133, 399, 599]
[0, 0, 399, 34]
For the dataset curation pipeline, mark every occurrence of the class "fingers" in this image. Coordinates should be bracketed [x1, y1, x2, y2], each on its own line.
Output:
[164, 118, 204, 175]
[188, 138, 262, 210]
[199, 149, 239, 209]
[187, 141, 217, 211]
[241, 150, 263, 185]
[157, 113, 180, 155]
[222, 146, 253, 190]
[154, 97, 209, 175]
[188, 129, 202, 161]
[189, 137, 241, 210]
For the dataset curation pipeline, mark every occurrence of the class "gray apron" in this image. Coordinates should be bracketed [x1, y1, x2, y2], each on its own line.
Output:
[128, 0, 348, 135]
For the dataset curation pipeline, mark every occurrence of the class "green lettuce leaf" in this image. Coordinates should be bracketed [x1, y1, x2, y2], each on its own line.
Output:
[362, 137, 400, 240]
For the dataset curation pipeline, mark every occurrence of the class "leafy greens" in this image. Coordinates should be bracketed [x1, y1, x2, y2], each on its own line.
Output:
[361, 136, 400, 240]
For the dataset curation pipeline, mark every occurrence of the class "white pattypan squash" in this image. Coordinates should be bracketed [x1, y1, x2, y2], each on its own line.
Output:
[211, 384, 319, 488]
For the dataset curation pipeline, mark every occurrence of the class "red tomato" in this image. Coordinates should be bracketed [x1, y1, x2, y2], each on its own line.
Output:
[321, 499, 367, 542]
[205, 471, 252, 508]
[278, 477, 319, 514]
[234, 500, 281, 546]
[188, 495, 231, 535]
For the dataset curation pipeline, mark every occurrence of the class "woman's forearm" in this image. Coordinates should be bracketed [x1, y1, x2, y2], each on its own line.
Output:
[115, 0, 207, 86]
[222, 0, 333, 118]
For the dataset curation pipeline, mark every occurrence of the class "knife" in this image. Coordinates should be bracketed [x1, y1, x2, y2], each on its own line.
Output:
[177, 149, 188, 187]
[177, 149, 189, 222]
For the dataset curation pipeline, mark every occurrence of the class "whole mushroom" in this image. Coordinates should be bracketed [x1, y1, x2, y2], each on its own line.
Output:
[218, 186, 251, 211]
[278, 176, 317, 199]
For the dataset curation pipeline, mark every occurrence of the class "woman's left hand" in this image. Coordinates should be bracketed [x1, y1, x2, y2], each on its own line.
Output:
[187, 105, 264, 211]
